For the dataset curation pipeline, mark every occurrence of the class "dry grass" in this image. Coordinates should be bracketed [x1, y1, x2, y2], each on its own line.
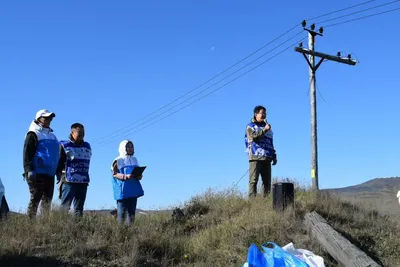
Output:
[0, 185, 399, 267]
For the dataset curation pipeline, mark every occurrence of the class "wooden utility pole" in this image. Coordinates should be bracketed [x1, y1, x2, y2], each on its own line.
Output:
[294, 21, 357, 191]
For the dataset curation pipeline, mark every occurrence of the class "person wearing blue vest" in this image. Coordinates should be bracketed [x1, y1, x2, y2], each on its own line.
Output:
[111, 140, 144, 225]
[58, 123, 92, 216]
[23, 109, 64, 219]
[244, 105, 277, 198]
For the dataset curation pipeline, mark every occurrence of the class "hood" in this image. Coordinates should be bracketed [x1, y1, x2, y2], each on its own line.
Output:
[118, 139, 133, 157]
[28, 120, 53, 134]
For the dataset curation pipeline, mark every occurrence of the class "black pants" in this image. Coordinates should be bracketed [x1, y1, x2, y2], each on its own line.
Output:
[26, 174, 54, 218]
[0, 196, 9, 220]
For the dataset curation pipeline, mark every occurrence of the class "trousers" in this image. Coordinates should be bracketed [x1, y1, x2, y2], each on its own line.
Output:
[249, 159, 272, 198]
[60, 183, 88, 216]
[26, 174, 54, 218]
[117, 197, 138, 225]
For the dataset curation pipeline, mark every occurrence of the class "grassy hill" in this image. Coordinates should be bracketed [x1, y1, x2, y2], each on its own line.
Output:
[0, 180, 399, 267]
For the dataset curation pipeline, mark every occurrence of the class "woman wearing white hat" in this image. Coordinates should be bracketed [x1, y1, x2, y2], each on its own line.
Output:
[22, 109, 64, 219]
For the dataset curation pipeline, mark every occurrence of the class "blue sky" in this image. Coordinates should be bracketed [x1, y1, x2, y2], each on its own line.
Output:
[1, 0, 399, 212]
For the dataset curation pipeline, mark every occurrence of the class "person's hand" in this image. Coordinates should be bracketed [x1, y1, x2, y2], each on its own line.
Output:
[264, 123, 271, 131]
[272, 157, 277, 166]
[27, 171, 36, 180]
[124, 174, 132, 180]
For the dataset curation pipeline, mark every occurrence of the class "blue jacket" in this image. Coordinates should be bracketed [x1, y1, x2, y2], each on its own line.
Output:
[27, 121, 60, 176]
[60, 139, 92, 183]
[111, 140, 144, 201]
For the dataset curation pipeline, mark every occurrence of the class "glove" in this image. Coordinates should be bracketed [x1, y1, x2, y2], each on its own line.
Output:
[272, 155, 277, 166]
[27, 171, 36, 180]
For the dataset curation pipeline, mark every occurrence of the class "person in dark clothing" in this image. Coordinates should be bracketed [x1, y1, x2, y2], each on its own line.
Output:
[244, 105, 277, 198]
[23, 109, 64, 218]
[58, 123, 92, 216]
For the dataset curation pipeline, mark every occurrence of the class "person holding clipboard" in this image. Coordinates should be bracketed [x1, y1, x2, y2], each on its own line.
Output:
[111, 140, 146, 225]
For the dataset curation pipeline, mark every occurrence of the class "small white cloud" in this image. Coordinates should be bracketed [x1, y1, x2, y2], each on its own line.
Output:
[211, 46, 215, 52]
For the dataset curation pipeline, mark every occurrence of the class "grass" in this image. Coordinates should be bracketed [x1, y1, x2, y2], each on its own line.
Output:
[0, 185, 399, 267]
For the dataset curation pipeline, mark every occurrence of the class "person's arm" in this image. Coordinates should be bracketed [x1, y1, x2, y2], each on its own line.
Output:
[271, 138, 276, 157]
[23, 132, 38, 174]
[246, 123, 270, 142]
[56, 145, 66, 178]
[57, 145, 66, 173]
[271, 138, 277, 164]
[112, 160, 129, 180]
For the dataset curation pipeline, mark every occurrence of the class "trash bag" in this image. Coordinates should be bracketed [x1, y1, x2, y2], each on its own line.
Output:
[262, 242, 309, 267]
[282, 243, 325, 267]
[243, 242, 310, 267]
[246, 243, 268, 266]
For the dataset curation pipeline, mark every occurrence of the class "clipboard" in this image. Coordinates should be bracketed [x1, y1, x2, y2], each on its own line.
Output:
[130, 166, 147, 178]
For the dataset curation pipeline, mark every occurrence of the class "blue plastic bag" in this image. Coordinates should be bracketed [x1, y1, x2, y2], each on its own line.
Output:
[247, 243, 268, 266]
[261, 242, 309, 267]
[244, 242, 309, 267]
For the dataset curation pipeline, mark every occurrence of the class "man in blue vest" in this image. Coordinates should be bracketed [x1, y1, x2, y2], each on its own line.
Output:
[23, 109, 64, 218]
[58, 123, 92, 216]
[245, 105, 277, 198]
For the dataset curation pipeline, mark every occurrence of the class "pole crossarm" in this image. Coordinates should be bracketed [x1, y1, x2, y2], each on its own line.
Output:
[301, 53, 325, 72]
[295, 47, 357, 66]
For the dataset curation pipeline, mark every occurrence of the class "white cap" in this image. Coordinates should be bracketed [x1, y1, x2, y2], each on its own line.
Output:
[35, 109, 56, 120]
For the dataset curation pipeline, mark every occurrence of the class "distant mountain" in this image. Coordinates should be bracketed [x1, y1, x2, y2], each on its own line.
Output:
[325, 177, 400, 218]
[326, 177, 400, 194]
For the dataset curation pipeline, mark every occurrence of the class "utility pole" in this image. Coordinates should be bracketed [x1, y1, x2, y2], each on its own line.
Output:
[294, 20, 357, 191]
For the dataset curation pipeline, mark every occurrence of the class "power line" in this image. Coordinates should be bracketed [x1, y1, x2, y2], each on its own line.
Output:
[93, 0, 386, 145]
[306, 0, 377, 21]
[222, 168, 252, 198]
[97, 36, 307, 147]
[94, 0, 399, 146]
[96, 32, 305, 146]
[93, 25, 301, 145]
[324, 6, 400, 28]
[316, 0, 400, 25]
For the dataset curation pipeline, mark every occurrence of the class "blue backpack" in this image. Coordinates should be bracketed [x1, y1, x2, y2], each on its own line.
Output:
[243, 242, 309, 267]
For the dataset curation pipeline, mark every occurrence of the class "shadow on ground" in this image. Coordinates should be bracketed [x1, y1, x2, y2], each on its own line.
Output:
[0, 255, 82, 267]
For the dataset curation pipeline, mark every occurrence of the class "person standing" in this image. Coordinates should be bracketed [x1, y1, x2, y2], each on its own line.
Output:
[245, 105, 277, 198]
[23, 109, 63, 218]
[58, 123, 92, 216]
[111, 140, 144, 225]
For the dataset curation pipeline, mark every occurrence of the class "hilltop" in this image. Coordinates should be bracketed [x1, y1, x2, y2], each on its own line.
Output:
[325, 176, 400, 218]
[0, 180, 399, 267]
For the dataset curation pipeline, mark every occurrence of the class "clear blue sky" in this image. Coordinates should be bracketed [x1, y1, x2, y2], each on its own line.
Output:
[1, 0, 399, 212]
